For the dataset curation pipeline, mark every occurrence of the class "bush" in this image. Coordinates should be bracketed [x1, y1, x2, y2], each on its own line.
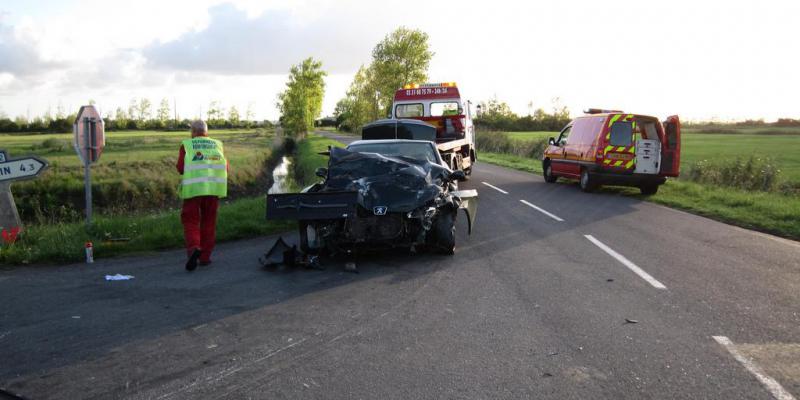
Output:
[687, 156, 782, 192]
[476, 131, 548, 159]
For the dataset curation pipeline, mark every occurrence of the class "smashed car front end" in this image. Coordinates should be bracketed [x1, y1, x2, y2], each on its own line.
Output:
[266, 147, 476, 254]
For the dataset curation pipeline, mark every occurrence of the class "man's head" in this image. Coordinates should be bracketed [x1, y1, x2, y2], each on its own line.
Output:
[190, 120, 208, 137]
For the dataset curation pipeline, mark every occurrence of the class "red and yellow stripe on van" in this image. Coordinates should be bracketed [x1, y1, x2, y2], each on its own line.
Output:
[603, 114, 636, 169]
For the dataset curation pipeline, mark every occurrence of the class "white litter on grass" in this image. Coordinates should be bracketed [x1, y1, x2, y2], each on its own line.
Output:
[105, 274, 135, 281]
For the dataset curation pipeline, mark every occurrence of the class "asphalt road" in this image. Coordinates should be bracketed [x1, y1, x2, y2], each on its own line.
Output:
[1, 131, 798, 399]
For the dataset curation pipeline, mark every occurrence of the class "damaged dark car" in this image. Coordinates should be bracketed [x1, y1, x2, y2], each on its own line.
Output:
[266, 138, 477, 256]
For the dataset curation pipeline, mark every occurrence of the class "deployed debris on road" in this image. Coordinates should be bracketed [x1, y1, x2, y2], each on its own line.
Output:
[259, 236, 322, 270]
[267, 145, 477, 257]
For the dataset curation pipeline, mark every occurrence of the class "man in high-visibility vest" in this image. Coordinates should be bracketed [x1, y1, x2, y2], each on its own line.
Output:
[176, 120, 229, 271]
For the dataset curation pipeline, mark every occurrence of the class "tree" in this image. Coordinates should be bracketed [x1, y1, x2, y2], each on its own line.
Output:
[228, 105, 240, 127]
[335, 65, 378, 132]
[207, 101, 223, 123]
[334, 27, 433, 132]
[138, 98, 152, 122]
[371, 27, 433, 113]
[245, 102, 255, 127]
[114, 107, 129, 130]
[277, 57, 327, 138]
[157, 98, 171, 122]
[127, 99, 138, 123]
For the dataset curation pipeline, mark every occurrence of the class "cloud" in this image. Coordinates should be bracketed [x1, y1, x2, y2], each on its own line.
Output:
[0, 21, 62, 77]
[143, 3, 374, 75]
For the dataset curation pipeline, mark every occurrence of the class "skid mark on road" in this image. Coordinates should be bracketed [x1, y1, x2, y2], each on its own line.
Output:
[713, 336, 796, 400]
[520, 200, 564, 222]
[584, 235, 666, 289]
[481, 181, 509, 194]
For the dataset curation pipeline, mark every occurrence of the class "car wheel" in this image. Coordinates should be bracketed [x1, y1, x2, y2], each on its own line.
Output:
[580, 169, 598, 192]
[640, 184, 659, 195]
[429, 210, 456, 255]
[543, 161, 557, 183]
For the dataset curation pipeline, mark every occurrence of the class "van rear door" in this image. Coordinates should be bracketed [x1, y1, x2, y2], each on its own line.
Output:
[660, 115, 681, 177]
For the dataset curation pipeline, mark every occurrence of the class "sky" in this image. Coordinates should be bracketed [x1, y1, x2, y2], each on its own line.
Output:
[0, 0, 798, 123]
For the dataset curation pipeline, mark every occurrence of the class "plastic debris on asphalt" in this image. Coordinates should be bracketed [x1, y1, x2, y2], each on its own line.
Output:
[105, 274, 135, 281]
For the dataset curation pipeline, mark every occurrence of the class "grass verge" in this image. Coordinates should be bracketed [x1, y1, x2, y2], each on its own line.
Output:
[0, 197, 295, 265]
[477, 152, 800, 241]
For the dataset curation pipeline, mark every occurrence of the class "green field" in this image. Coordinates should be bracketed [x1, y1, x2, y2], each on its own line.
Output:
[1, 129, 277, 221]
[493, 130, 800, 182]
[0, 130, 331, 265]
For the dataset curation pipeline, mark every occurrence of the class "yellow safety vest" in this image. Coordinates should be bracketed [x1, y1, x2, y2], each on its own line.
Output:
[179, 137, 228, 199]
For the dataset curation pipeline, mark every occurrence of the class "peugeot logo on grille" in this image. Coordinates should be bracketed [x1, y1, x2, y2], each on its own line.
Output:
[373, 206, 388, 216]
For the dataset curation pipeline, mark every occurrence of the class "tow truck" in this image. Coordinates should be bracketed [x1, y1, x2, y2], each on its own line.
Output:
[390, 82, 476, 175]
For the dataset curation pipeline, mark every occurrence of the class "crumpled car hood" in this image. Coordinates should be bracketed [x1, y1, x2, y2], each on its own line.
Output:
[322, 147, 450, 213]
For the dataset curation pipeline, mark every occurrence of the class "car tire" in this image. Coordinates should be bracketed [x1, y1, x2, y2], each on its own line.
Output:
[429, 210, 456, 255]
[640, 184, 659, 195]
[543, 161, 557, 183]
[579, 168, 598, 192]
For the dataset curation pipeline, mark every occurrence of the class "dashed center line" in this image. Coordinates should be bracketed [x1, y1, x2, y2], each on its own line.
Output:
[481, 181, 508, 194]
[584, 235, 667, 289]
[712, 336, 796, 400]
[520, 200, 564, 222]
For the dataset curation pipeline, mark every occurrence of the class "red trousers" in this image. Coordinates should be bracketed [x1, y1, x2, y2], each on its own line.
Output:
[181, 196, 219, 262]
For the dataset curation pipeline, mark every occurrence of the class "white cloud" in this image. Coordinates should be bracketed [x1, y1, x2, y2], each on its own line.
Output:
[143, 3, 373, 75]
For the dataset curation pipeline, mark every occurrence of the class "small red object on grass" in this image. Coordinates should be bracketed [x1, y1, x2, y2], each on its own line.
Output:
[2, 227, 20, 245]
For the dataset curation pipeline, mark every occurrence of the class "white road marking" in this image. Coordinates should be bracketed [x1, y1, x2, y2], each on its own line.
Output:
[481, 181, 508, 194]
[584, 235, 667, 289]
[712, 336, 796, 400]
[520, 200, 564, 222]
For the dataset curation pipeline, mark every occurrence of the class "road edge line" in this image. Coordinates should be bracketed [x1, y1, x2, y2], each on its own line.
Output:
[584, 234, 667, 289]
[712, 336, 796, 400]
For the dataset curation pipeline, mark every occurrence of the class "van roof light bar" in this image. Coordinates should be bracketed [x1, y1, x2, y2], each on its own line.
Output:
[403, 82, 457, 90]
[585, 108, 624, 114]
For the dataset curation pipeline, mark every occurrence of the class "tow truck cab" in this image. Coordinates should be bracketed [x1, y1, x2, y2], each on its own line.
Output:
[391, 82, 476, 174]
[542, 109, 681, 195]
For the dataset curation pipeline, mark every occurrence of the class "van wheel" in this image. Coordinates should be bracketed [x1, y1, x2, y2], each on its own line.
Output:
[640, 184, 659, 195]
[579, 169, 598, 192]
[543, 161, 557, 183]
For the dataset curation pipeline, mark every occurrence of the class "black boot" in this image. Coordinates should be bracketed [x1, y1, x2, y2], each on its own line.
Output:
[185, 248, 201, 271]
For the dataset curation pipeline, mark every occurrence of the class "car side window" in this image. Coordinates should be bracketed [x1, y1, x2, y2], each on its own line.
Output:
[557, 125, 572, 145]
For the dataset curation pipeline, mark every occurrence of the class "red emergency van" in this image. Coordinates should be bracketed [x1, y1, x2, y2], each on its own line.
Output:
[542, 109, 681, 195]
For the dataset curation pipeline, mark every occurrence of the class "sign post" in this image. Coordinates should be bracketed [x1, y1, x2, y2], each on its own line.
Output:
[0, 150, 49, 231]
[73, 105, 105, 228]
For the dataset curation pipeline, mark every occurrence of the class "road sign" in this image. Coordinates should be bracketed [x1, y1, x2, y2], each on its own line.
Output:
[0, 152, 48, 183]
[73, 105, 105, 228]
[0, 150, 49, 230]
[73, 105, 105, 164]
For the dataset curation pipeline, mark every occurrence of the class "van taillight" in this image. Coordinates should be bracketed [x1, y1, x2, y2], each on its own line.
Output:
[596, 149, 604, 159]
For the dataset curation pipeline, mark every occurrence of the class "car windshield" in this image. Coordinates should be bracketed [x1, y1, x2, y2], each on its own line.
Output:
[347, 142, 438, 163]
